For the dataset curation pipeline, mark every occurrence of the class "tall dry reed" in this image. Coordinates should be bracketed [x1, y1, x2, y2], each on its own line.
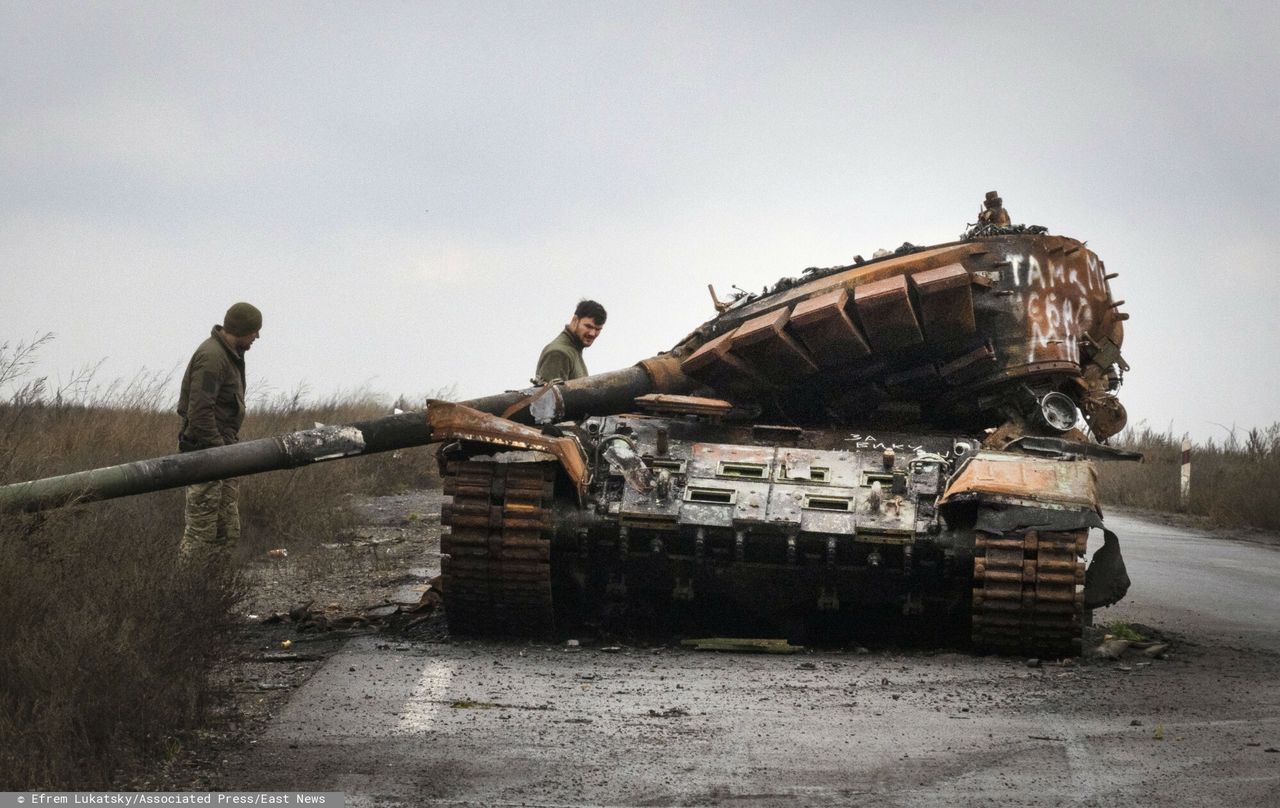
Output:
[1097, 422, 1280, 530]
[0, 336, 438, 787]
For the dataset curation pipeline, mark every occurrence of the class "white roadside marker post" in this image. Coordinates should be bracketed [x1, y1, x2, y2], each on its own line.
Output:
[1180, 437, 1191, 510]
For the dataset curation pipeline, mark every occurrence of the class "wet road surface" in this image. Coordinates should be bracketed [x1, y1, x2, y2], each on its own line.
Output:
[225, 511, 1280, 806]
[1102, 512, 1280, 653]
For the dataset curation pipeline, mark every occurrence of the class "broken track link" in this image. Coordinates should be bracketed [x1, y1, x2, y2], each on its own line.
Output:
[971, 528, 1086, 657]
[440, 460, 557, 636]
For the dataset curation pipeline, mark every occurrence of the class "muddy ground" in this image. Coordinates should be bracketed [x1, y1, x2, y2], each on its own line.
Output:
[135, 493, 1280, 805]
[127, 490, 448, 791]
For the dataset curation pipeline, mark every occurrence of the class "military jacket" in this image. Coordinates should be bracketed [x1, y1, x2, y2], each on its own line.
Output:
[534, 327, 588, 383]
[177, 326, 246, 450]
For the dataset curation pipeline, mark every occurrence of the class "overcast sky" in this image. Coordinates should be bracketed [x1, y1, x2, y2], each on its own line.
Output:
[2, 1, 1277, 442]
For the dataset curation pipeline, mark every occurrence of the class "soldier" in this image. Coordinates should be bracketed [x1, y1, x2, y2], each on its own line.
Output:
[176, 302, 262, 564]
[534, 299, 606, 383]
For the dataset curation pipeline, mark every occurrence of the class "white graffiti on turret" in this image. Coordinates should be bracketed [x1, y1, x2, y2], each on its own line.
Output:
[1005, 250, 1107, 364]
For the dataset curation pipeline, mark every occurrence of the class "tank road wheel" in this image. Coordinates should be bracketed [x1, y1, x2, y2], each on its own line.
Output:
[971, 529, 1087, 657]
[440, 460, 557, 636]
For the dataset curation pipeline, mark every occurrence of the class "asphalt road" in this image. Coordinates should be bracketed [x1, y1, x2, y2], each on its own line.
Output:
[225, 510, 1280, 807]
[1102, 512, 1280, 654]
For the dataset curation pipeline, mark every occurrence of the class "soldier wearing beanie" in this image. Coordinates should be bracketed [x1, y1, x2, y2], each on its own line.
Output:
[176, 302, 262, 565]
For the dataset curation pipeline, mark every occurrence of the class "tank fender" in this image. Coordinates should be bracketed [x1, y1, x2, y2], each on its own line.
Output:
[426, 401, 590, 498]
[939, 450, 1100, 511]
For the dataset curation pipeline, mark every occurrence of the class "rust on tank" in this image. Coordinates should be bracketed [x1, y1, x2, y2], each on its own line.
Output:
[633, 394, 733, 419]
[788, 287, 871, 367]
[910, 264, 976, 346]
[671, 193, 1128, 438]
[426, 400, 590, 496]
[939, 451, 1100, 511]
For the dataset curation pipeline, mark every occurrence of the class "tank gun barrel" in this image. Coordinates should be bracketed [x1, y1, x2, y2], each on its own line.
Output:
[464, 360, 690, 424]
[0, 357, 695, 514]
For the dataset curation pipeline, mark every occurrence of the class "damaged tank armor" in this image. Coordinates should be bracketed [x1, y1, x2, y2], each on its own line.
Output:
[1, 192, 1135, 656]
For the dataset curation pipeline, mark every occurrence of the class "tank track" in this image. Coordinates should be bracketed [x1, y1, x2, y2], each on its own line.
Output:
[439, 460, 557, 635]
[971, 528, 1086, 657]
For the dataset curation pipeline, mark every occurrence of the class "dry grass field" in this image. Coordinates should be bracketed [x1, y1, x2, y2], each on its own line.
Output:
[1097, 422, 1280, 530]
[0, 337, 433, 788]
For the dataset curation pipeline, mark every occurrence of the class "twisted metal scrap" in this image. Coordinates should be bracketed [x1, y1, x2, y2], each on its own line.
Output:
[768, 241, 926, 294]
[962, 221, 1050, 239]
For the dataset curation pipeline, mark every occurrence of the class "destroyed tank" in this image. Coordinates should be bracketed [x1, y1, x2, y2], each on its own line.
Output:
[0, 192, 1135, 656]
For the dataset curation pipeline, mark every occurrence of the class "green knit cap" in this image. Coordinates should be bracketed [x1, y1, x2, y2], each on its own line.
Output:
[223, 302, 263, 336]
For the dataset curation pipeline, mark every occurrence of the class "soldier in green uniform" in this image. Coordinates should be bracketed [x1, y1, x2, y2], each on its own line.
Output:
[176, 302, 262, 564]
[534, 299, 607, 383]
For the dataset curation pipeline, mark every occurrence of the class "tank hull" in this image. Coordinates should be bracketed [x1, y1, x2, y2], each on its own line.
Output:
[439, 409, 1126, 656]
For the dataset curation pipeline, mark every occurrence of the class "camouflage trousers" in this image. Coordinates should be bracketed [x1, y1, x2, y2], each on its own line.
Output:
[180, 478, 240, 565]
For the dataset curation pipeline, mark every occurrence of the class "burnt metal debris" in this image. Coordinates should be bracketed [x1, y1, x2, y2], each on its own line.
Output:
[0, 192, 1135, 656]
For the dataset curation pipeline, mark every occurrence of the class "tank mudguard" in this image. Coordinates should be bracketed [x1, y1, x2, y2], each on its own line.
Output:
[426, 401, 590, 497]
